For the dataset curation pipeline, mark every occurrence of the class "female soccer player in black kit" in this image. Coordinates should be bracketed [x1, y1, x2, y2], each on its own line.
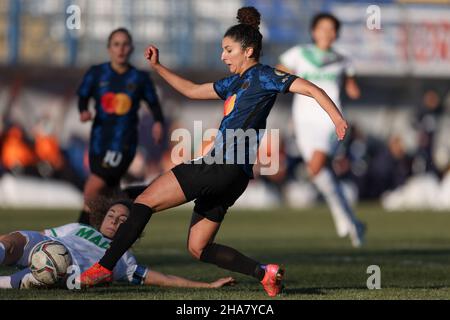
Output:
[77, 28, 164, 225]
[81, 8, 348, 297]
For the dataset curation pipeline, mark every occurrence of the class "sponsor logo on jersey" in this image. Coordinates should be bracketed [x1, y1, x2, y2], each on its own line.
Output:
[301, 72, 338, 82]
[274, 69, 287, 77]
[223, 94, 236, 116]
[101, 92, 132, 115]
[75, 227, 110, 249]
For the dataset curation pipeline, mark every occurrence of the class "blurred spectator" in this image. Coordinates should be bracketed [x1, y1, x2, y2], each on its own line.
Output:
[412, 89, 443, 176]
[62, 135, 89, 184]
[34, 133, 64, 172]
[0, 125, 37, 174]
[32, 117, 85, 190]
[329, 125, 413, 199]
[0, 121, 86, 191]
[367, 135, 413, 198]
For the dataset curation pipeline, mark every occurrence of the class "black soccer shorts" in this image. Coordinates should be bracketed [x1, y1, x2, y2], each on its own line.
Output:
[172, 159, 250, 223]
[89, 151, 135, 187]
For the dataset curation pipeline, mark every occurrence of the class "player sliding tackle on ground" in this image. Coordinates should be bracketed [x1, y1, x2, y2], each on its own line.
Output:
[0, 198, 234, 289]
[80, 7, 348, 297]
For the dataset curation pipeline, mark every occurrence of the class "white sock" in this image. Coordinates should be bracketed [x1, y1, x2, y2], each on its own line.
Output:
[312, 168, 358, 237]
[0, 276, 12, 289]
[0, 243, 5, 265]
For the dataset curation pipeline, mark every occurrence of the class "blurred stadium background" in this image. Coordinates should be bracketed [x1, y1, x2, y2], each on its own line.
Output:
[0, 0, 450, 301]
[0, 0, 449, 211]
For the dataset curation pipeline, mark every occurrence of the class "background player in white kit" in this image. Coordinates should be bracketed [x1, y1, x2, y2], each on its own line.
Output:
[0, 199, 234, 289]
[277, 13, 365, 247]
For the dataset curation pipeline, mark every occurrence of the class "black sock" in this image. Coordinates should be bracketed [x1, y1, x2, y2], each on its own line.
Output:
[99, 203, 153, 270]
[78, 210, 91, 225]
[200, 243, 264, 280]
[254, 264, 266, 281]
[122, 184, 149, 200]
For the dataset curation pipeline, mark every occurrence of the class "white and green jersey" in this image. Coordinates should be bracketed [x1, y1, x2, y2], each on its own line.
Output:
[280, 44, 354, 123]
[280, 44, 355, 159]
[44, 223, 145, 283]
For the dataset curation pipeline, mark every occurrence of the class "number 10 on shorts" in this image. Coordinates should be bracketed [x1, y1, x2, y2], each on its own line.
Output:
[103, 150, 123, 167]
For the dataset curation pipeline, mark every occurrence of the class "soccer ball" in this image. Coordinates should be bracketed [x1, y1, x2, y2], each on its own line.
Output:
[29, 240, 72, 286]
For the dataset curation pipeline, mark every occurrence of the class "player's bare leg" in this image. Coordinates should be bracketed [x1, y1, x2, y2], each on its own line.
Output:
[187, 212, 283, 297]
[135, 170, 187, 211]
[307, 150, 328, 177]
[78, 174, 114, 224]
[0, 232, 27, 266]
[0, 233, 45, 289]
[187, 213, 221, 259]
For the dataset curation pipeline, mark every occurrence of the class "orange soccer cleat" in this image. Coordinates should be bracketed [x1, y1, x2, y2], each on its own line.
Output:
[80, 262, 113, 288]
[260, 264, 285, 297]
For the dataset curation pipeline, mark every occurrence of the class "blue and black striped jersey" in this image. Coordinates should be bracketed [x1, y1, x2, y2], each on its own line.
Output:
[211, 63, 297, 177]
[77, 62, 163, 157]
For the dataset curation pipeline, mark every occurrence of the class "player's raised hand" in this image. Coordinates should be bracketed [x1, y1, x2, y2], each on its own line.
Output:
[144, 45, 160, 68]
[80, 110, 92, 122]
[335, 118, 348, 141]
[209, 276, 236, 288]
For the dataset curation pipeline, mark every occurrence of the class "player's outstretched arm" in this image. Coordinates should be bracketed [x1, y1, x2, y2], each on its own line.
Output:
[144, 45, 219, 100]
[289, 78, 348, 141]
[144, 269, 235, 289]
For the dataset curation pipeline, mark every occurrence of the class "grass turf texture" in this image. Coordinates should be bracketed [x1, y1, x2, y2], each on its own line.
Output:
[0, 203, 449, 300]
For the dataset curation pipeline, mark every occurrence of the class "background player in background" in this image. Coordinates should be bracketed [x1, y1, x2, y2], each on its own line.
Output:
[81, 7, 349, 297]
[277, 13, 365, 247]
[77, 28, 165, 225]
[0, 198, 234, 289]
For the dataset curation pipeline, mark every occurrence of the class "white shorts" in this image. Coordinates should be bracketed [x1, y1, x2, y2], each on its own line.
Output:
[294, 120, 338, 161]
[13, 231, 51, 268]
[292, 102, 340, 161]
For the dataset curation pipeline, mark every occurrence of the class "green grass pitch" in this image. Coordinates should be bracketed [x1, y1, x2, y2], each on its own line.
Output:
[0, 203, 449, 300]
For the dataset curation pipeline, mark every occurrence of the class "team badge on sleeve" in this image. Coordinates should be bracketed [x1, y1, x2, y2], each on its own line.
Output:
[274, 69, 287, 77]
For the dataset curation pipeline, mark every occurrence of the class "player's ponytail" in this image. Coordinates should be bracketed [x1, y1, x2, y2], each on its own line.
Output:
[237, 7, 261, 30]
[224, 7, 263, 60]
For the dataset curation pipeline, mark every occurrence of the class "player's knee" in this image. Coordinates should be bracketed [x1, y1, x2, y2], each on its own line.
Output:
[0, 237, 12, 251]
[308, 152, 328, 177]
[187, 242, 203, 260]
[135, 193, 157, 210]
[0, 238, 15, 263]
[308, 162, 323, 177]
[83, 188, 97, 203]
[135, 192, 149, 203]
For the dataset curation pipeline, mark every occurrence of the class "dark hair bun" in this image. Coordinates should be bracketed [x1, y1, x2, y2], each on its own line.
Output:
[237, 7, 261, 30]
